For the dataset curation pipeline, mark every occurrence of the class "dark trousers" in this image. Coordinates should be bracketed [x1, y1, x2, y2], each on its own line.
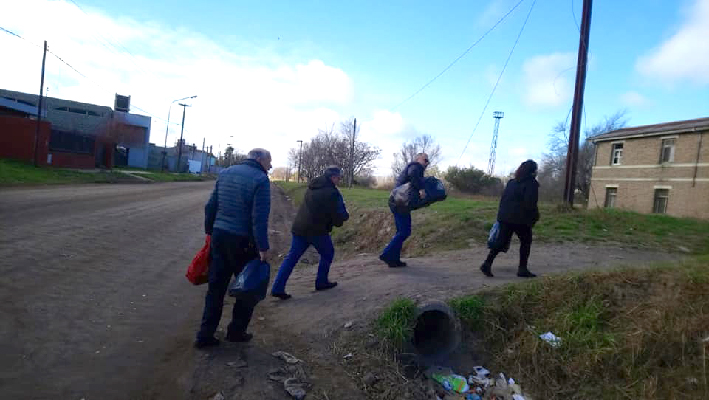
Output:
[197, 229, 258, 340]
[484, 222, 533, 269]
[271, 234, 335, 293]
[381, 211, 412, 262]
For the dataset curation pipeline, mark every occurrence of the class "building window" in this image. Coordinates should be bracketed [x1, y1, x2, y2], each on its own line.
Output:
[604, 187, 617, 208]
[611, 143, 623, 165]
[653, 189, 669, 214]
[660, 138, 675, 163]
[49, 130, 96, 154]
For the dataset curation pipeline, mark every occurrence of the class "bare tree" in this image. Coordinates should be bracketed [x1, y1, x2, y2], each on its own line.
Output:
[293, 120, 380, 183]
[270, 167, 290, 181]
[538, 111, 627, 202]
[391, 134, 442, 177]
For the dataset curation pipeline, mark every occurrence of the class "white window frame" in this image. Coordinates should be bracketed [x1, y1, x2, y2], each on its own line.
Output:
[659, 136, 677, 164]
[604, 185, 618, 208]
[652, 188, 670, 214]
[610, 141, 624, 166]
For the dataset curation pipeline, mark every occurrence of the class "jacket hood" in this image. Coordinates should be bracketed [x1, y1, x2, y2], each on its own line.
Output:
[308, 175, 334, 190]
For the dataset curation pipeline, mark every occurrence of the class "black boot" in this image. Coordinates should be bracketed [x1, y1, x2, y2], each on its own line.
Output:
[517, 267, 537, 278]
[315, 281, 338, 291]
[225, 331, 253, 343]
[194, 336, 220, 349]
[480, 262, 493, 277]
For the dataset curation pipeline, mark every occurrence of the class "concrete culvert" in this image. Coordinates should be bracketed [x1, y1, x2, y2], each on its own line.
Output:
[411, 301, 461, 362]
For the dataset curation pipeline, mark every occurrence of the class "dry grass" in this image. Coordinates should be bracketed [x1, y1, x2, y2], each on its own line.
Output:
[474, 257, 709, 399]
[348, 257, 709, 399]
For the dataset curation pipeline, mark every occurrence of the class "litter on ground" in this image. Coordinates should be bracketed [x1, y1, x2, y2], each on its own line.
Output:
[428, 365, 527, 400]
[539, 331, 562, 347]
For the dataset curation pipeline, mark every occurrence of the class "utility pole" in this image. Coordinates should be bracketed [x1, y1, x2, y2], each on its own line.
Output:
[176, 103, 190, 173]
[487, 111, 504, 176]
[200, 138, 206, 175]
[563, 0, 593, 207]
[163, 95, 197, 171]
[297, 140, 304, 182]
[349, 118, 356, 187]
[34, 40, 47, 167]
[209, 145, 213, 173]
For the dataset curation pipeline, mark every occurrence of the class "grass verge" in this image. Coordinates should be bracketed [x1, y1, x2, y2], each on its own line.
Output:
[371, 257, 709, 399]
[0, 159, 137, 185]
[275, 181, 709, 256]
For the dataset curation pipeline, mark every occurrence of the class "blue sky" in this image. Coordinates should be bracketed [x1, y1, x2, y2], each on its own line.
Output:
[1, 0, 707, 175]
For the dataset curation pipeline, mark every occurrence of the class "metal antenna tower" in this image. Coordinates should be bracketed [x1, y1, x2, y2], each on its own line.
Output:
[487, 111, 504, 175]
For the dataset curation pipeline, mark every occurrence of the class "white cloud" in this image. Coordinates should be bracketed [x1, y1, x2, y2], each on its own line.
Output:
[620, 91, 650, 107]
[359, 110, 407, 175]
[637, 0, 709, 85]
[522, 53, 576, 108]
[0, 0, 354, 169]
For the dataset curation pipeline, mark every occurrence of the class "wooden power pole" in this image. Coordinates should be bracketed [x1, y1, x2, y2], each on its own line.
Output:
[563, 0, 593, 206]
[34, 40, 47, 167]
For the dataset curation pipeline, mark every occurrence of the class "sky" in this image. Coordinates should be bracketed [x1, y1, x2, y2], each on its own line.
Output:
[1, 0, 708, 177]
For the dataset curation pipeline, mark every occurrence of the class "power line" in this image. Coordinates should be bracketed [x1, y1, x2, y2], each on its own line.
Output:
[457, 0, 537, 164]
[1, 25, 172, 125]
[390, 0, 527, 111]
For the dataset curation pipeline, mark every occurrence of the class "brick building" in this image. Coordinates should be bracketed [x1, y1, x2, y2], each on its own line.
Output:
[589, 117, 709, 219]
[0, 89, 151, 169]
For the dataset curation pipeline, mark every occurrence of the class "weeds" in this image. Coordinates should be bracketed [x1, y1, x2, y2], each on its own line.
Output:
[448, 295, 485, 330]
[375, 298, 417, 349]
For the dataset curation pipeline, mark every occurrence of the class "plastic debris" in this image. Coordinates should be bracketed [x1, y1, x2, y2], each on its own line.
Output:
[344, 321, 354, 329]
[431, 372, 469, 393]
[211, 392, 225, 400]
[429, 365, 528, 400]
[283, 378, 307, 400]
[272, 351, 303, 364]
[469, 366, 491, 385]
[343, 353, 354, 360]
[539, 331, 563, 347]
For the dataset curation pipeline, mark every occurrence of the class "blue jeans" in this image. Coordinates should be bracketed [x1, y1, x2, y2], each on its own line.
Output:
[196, 229, 258, 340]
[380, 211, 412, 262]
[271, 234, 335, 293]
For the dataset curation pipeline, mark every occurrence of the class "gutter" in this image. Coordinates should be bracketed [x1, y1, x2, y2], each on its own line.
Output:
[590, 126, 709, 144]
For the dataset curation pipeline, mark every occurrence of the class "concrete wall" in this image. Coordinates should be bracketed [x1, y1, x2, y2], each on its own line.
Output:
[590, 130, 709, 219]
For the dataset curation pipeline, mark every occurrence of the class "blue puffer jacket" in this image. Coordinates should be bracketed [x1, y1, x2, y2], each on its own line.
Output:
[205, 159, 271, 251]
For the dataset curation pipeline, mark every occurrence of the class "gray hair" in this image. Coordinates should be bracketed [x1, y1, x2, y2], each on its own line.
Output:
[248, 148, 271, 161]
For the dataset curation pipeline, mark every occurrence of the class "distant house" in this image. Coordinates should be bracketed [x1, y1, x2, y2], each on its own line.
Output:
[589, 117, 709, 219]
[0, 89, 151, 169]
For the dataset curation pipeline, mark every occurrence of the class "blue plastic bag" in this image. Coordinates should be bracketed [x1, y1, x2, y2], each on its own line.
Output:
[410, 177, 448, 210]
[487, 221, 510, 252]
[228, 259, 270, 302]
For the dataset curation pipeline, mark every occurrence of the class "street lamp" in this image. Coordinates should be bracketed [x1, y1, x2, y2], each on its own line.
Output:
[175, 102, 192, 173]
[162, 95, 197, 171]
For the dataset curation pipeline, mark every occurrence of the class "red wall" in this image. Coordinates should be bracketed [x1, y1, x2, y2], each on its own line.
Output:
[0, 115, 51, 165]
[0, 115, 114, 169]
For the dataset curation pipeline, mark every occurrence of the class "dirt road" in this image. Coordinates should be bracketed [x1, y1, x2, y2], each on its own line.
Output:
[0, 183, 218, 399]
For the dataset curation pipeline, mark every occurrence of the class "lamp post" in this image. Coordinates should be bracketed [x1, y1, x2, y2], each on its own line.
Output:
[175, 103, 191, 173]
[162, 95, 197, 171]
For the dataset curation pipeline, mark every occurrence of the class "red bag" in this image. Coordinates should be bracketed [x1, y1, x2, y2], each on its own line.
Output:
[186, 235, 211, 285]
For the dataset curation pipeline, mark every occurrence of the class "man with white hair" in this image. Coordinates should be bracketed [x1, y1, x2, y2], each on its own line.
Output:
[195, 148, 272, 348]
